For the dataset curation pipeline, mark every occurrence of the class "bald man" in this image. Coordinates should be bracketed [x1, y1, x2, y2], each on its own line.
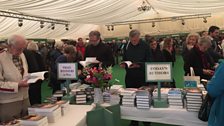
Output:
[0, 35, 29, 122]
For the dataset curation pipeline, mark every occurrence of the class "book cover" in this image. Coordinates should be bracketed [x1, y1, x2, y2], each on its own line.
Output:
[0, 120, 20, 126]
[20, 115, 48, 125]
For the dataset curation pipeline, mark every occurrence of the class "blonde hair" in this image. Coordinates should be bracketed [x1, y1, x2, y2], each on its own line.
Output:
[186, 33, 200, 45]
[27, 42, 39, 51]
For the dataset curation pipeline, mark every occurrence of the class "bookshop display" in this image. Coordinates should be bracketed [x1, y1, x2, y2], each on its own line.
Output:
[1, 60, 210, 126]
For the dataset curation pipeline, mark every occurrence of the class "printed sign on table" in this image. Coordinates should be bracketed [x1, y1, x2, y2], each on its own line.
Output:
[57, 63, 78, 80]
[145, 62, 172, 82]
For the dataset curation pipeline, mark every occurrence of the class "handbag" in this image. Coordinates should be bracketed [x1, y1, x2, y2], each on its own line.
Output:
[198, 93, 212, 121]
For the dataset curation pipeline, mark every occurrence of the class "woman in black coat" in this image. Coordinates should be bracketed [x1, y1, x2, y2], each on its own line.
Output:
[24, 42, 45, 105]
[182, 33, 200, 75]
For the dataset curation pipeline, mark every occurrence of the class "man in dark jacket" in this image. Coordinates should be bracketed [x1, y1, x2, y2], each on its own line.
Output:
[149, 37, 164, 62]
[84, 31, 114, 68]
[207, 26, 223, 62]
[121, 30, 151, 126]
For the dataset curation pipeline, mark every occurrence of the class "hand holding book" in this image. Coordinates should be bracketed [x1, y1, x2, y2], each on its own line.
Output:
[120, 61, 140, 68]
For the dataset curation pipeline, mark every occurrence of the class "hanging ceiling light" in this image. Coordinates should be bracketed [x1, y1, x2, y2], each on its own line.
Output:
[65, 24, 69, 30]
[203, 17, 207, 23]
[40, 21, 44, 28]
[138, 0, 151, 12]
[129, 24, 132, 29]
[18, 19, 23, 27]
[51, 23, 55, 30]
[107, 25, 110, 31]
[181, 20, 185, 25]
[111, 25, 114, 31]
[152, 22, 155, 27]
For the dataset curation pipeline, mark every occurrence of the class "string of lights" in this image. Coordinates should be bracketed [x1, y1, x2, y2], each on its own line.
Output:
[0, 10, 70, 30]
[106, 13, 211, 31]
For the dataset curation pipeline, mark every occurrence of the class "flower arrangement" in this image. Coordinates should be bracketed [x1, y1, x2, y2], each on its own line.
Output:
[82, 66, 112, 90]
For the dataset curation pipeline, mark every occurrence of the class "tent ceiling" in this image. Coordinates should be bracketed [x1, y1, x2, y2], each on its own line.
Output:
[0, 0, 223, 38]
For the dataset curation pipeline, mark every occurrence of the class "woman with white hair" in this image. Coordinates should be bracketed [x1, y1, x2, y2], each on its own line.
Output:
[188, 37, 215, 80]
[23, 42, 45, 105]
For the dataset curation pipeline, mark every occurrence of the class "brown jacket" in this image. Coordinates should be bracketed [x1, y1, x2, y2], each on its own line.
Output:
[0, 50, 28, 103]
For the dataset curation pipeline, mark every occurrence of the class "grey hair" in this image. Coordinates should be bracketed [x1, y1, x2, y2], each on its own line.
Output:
[198, 36, 212, 47]
[27, 42, 39, 51]
[7, 35, 27, 46]
[129, 30, 140, 38]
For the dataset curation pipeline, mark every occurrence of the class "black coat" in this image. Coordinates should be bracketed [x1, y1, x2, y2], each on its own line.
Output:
[188, 46, 214, 80]
[23, 50, 45, 73]
[85, 42, 115, 67]
[162, 49, 175, 66]
[150, 48, 164, 62]
[182, 46, 191, 75]
[123, 40, 151, 88]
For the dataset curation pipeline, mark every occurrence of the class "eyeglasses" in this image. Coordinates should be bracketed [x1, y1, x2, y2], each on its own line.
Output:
[12, 45, 25, 52]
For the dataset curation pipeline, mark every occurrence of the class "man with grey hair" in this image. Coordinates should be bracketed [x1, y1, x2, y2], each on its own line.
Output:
[188, 36, 215, 80]
[84, 30, 114, 67]
[120, 30, 151, 126]
[0, 35, 29, 122]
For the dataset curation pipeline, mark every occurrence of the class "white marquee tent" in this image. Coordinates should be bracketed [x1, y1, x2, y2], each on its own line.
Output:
[0, 0, 224, 39]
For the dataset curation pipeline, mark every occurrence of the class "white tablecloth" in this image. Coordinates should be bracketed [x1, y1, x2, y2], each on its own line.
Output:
[121, 106, 207, 126]
[49, 105, 93, 126]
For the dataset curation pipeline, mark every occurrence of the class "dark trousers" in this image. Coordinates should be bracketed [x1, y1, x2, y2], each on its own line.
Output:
[28, 80, 42, 105]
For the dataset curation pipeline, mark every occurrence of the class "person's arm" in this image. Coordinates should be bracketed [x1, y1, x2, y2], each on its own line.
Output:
[0, 63, 27, 93]
[207, 63, 224, 98]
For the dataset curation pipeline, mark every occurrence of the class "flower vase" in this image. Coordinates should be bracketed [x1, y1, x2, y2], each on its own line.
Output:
[94, 88, 103, 104]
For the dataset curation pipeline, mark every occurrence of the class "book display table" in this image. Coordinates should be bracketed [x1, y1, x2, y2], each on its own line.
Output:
[46, 104, 206, 126]
[121, 106, 207, 126]
[49, 105, 93, 126]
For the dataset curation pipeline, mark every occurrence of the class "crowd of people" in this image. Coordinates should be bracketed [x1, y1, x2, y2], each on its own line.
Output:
[0, 26, 224, 126]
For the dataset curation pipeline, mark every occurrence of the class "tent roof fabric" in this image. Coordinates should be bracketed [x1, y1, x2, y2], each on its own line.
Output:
[0, 0, 223, 38]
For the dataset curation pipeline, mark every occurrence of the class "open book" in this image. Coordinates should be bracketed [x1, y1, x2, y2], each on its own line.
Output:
[79, 57, 100, 67]
[120, 61, 141, 68]
[25, 71, 48, 84]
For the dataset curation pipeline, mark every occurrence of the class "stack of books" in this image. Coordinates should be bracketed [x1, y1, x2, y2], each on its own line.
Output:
[136, 90, 152, 109]
[55, 100, 69, 116]
[120, 88, 137, 107]
[103, 92, 111, 103]
[75, 91, 87, 104]
[186, 88, 203, 112]
[0, 120, 20, 126]
[85, 87, 94, 102]
[20, 115, 48, 126]
[168, 88, 183, 109]
[70, 84, 90, 95]
[153, 88, 170, 99]
[28, 104, 61, 123]
[52, 90, 66, 100]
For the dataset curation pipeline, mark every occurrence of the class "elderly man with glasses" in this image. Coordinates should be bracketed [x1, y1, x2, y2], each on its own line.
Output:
[0, 35, 29, 122]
